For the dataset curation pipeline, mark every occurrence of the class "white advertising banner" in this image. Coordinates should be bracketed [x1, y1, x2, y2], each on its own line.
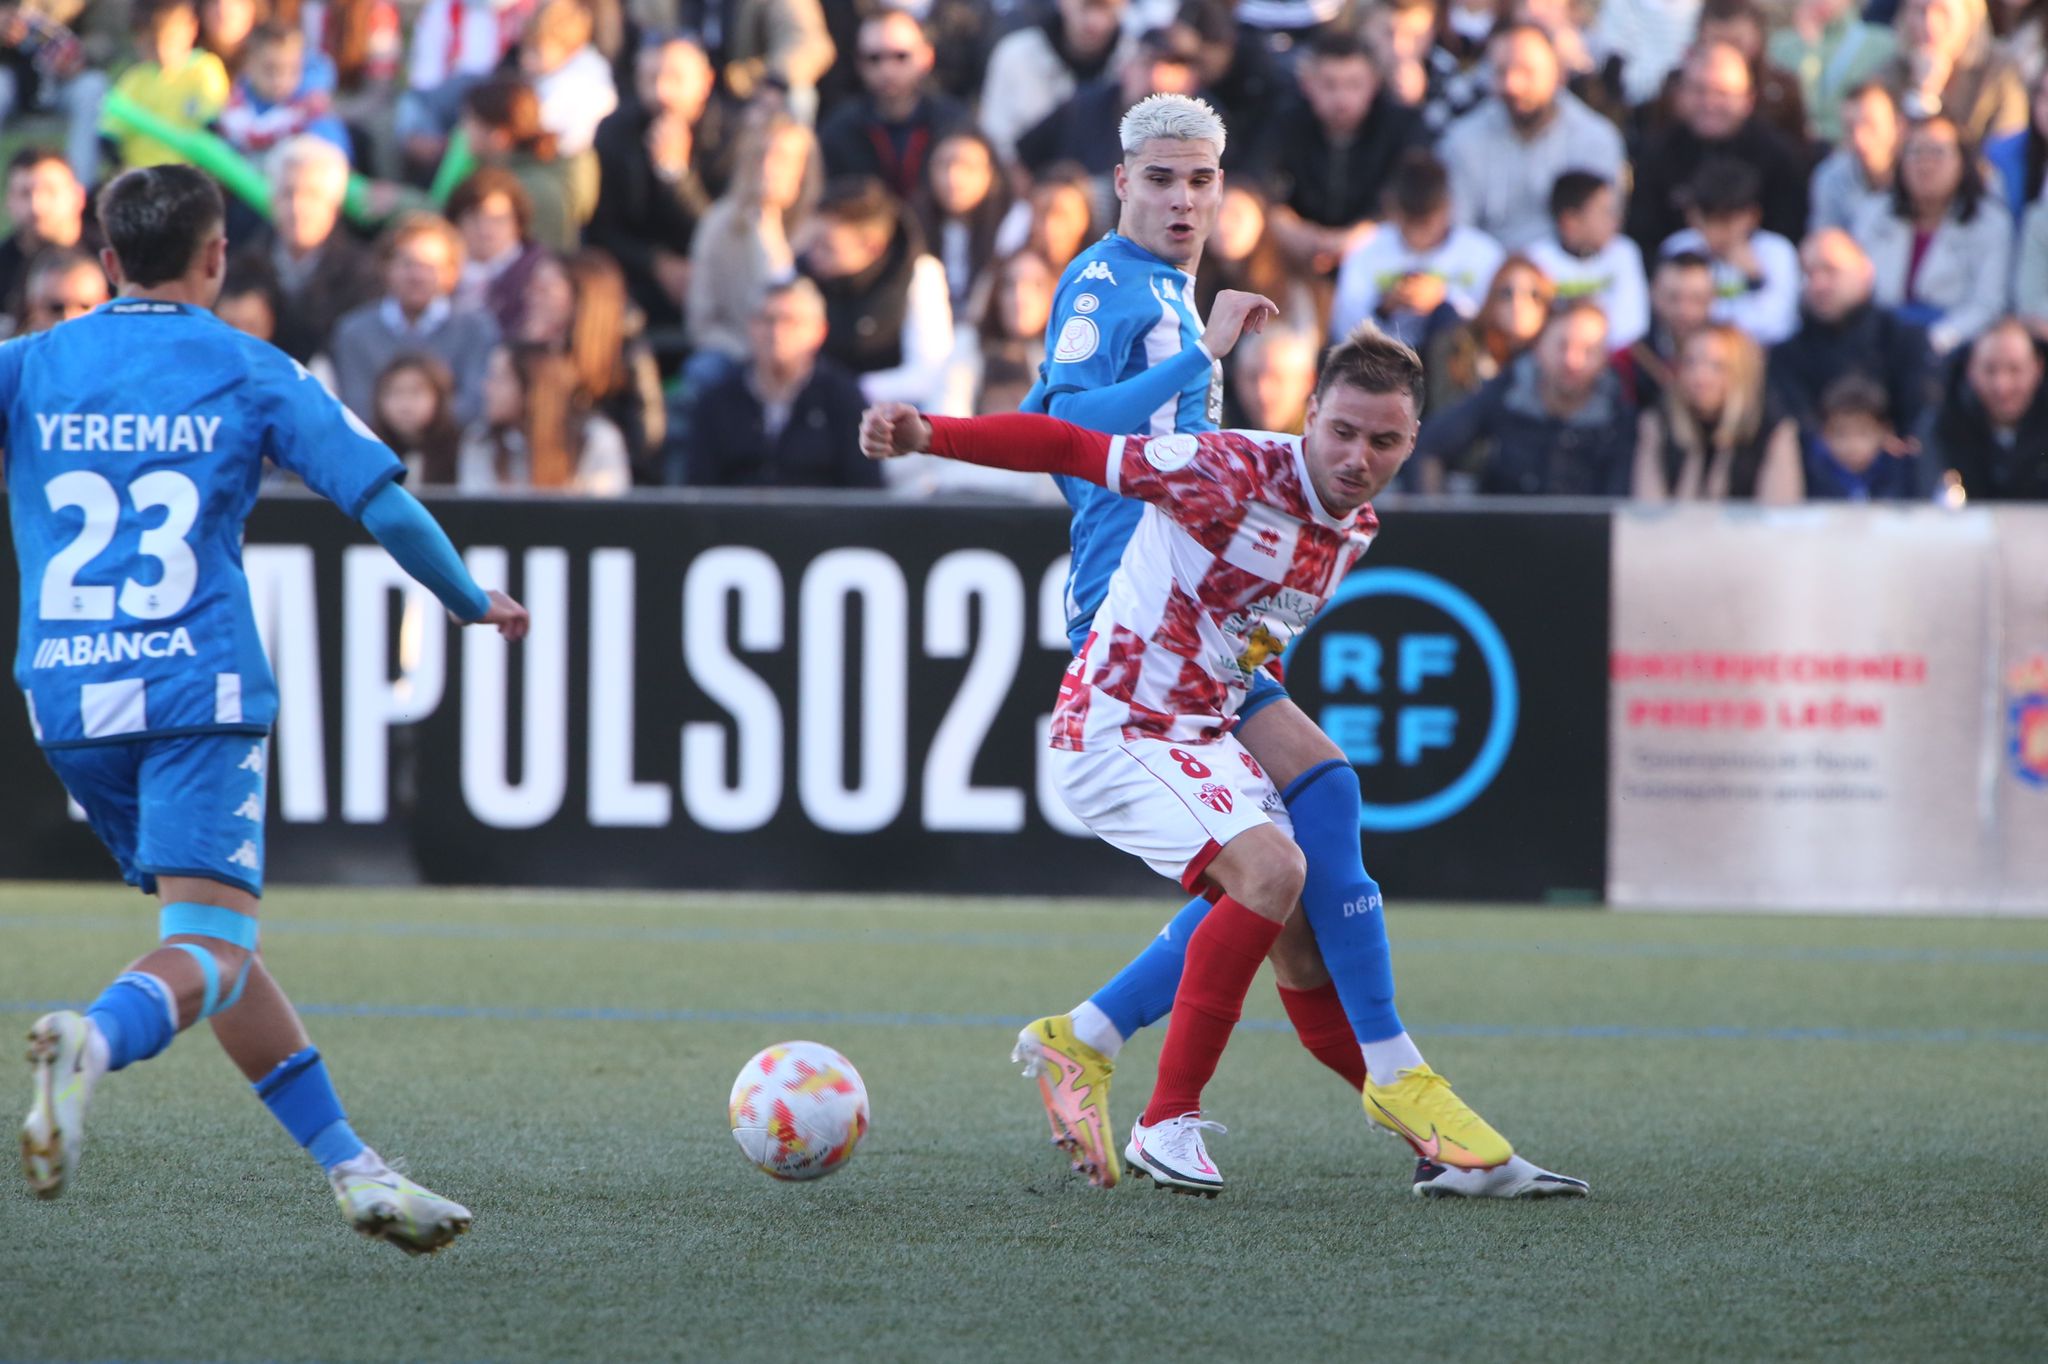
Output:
[1992, 508, 2048, 905]
[1609, 505, 2047, 914]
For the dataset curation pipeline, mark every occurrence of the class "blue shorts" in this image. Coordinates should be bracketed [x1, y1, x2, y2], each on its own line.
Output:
[42, 733, 268, 897]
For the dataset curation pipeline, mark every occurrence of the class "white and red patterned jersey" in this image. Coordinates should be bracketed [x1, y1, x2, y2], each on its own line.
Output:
[1052, 427, 1378, 749]
[924, 414, 1379, 748]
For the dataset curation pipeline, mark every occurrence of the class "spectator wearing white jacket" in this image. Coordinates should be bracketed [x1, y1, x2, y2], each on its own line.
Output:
[519, 0, 617, 158]
[1660, 157, 1802, 346]
[1329, 150, 1503, 347]
[1851, 112, 2014, 354]
[1440, 23, 1628, 250]
[1524, 170, 1650, 347]
[1591, 0, 1702, 106]
[978, 0, 1129, 163]
[800, 177, 954, 415]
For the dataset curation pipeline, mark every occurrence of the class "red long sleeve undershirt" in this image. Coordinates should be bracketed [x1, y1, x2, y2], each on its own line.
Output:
[925, 413, 1112, 482]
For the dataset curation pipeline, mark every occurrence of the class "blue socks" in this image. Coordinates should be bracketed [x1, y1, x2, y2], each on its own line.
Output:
[1085, 893, 1212, 1041]
[1285, 760, 1404, 1044]
[1078, 760, 1402, 1053]
[85, 973, 178, 1071]
[254, 1047, 367, 1171]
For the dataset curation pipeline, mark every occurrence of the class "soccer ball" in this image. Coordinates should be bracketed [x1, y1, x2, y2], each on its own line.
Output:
[728, 1041, 870, 1181]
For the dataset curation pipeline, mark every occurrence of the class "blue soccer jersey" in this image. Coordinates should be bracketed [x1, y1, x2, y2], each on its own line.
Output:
[4, 300, 403, 748]
[1023, 232, 1222, 648]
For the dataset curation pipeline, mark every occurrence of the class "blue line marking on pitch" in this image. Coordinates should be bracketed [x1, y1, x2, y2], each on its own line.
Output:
[2, 999, 2043, 1046]
[4, 914, 2047, 967]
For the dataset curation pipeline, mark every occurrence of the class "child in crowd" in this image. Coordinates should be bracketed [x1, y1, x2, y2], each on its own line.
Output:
[1658, 157, 1802, 345]
[518, 0, 613, 159]
[459, 341, 629, 495]
[1329, 149, 1504, 348]
[103, 0, 230, 169]
[1801, 374, 1934, 500]
[217, 22, 351, 160]
[1526, 170, 1649, 347]
[372, 354, 464, 485]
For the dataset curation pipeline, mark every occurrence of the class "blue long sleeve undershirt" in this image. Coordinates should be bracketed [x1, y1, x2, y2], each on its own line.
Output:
[357, 482, 491, 622]
[1043, 343, 1213, 433]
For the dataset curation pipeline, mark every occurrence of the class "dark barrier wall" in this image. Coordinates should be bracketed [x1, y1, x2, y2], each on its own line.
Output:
[0, 495, 1608, 900]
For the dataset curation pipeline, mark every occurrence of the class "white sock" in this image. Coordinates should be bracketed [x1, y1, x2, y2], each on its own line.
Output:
[1067, 1001, 1125, 1059]
[331, 1146, 388, 1178]
[1361, 1032, 1425, 1085]
[80, 1016, 111, 1092]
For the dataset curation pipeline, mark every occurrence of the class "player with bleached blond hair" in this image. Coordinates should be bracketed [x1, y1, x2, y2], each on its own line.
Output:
[1008, 94, 1586, 1199]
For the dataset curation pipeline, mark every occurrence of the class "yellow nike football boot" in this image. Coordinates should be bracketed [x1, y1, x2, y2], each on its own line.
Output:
[1363, 1063, 1514, 1170]
[1010, 1015, 1119, 1188]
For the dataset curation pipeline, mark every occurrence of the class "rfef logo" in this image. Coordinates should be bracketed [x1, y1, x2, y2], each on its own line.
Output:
[1289, 568, 1519, 832]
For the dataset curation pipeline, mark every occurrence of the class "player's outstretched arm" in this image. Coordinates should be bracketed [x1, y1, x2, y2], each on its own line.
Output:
[358, 482, 530, 640]
[1038, 290, 1277, 436]
[859, 405, 1113, 481]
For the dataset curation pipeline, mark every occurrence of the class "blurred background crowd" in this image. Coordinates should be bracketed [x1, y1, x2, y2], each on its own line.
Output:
[2, 0, 2047, 502]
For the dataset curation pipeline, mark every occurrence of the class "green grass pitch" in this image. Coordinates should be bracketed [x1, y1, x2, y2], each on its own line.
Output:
[2, 883, 2045, 1363]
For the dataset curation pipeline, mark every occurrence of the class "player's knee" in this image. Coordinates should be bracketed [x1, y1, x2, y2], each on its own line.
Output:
[1230, 836, 1305, 916]
[159, 902, 260, 1022]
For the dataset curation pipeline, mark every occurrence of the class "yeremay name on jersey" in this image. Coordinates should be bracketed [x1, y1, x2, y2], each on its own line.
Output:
[35, 412, 223, 453]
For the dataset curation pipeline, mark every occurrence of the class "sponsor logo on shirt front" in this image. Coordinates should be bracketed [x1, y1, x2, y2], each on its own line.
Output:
[31, 628, 197, 669]
[1221, 501, 1302, 583]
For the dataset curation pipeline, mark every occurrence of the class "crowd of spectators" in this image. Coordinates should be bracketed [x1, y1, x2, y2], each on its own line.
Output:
[0, 0, 2045, 502]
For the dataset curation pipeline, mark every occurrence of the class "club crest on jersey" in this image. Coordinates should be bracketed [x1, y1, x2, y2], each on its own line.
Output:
[1077, 261, 1118, 285]
[1222, 501, 1302, 583]
[1197, 782, 1234, 814]
[1144, 433, 1199, 472]
[1054, 316, 1099, 363]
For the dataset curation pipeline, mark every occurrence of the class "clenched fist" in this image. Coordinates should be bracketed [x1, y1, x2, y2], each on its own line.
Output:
[859, 403, 934, 461]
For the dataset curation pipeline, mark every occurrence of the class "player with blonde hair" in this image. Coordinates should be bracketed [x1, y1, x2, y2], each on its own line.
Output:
[1008, 95, 1585, 1197]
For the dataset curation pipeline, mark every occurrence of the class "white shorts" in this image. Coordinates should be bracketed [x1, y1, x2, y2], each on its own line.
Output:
[1050, 734, 1294, 892]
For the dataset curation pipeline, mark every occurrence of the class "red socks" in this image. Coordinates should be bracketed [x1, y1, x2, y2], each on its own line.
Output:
[1277, 981, 1367, 1092]
[1143, 896, 1284, 1124]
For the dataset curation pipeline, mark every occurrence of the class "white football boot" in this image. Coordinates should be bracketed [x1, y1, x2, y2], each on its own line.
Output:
[1412, 1152, 1589, 1199]
[20, 1011, 105, 1199]
[1124, 1113, 1227, 1197]
[329, 1150, 474, 1255]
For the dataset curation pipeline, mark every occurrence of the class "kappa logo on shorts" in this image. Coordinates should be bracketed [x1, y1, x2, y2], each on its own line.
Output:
[228, 840, 260, 870]
[233, 793, 262, 821]
[1077, 261, 1118, 285]
[1197, 782, 1234, 814]
[238, 745, 264, 773]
